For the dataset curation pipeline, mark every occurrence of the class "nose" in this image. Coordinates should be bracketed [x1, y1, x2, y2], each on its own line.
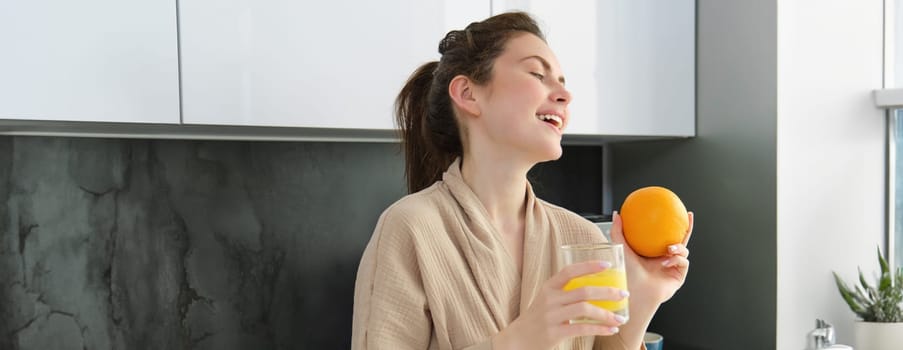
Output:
[551, 84, 571, 105]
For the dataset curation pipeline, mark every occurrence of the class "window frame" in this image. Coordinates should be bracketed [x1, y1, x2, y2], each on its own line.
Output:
[875, 0, 899, 268]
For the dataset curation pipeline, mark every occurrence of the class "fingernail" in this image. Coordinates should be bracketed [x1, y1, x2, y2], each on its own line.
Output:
[662, 259, 672, 267]
[620, 290, 630, 298]
[614, 315, 627, 324]
[668, 245, 679, 253]
[600, 261, 612, 269]
[609, 327, 620, 334]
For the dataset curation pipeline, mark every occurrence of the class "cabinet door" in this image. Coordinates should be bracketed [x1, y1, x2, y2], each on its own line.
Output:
[180, 0, 489, 130]
[0, 0, 180, 124]
[493, 0, 695, 137]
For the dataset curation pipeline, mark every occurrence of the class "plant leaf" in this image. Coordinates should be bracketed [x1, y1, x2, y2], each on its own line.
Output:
[835, 272, 866, 316]
[859, 267, 872, 291]
[879, 247, 892, 292]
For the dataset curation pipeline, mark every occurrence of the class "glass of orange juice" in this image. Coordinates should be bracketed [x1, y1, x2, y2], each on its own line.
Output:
[559, 243, 628, 324]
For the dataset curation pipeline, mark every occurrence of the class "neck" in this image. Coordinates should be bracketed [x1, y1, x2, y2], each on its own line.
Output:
[459, 151, 532, 227]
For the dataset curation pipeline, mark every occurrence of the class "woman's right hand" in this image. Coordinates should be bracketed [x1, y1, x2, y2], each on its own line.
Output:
[491, 261, 629, 350]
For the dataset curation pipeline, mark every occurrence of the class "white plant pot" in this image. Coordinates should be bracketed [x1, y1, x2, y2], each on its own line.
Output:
[854, 321, 903, 350]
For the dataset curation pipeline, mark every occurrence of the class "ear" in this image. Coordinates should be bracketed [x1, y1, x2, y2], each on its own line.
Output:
[448, 75, 481, 117]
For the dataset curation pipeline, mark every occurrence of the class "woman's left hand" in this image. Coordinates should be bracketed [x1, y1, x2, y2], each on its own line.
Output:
[610, 211, 694, 305]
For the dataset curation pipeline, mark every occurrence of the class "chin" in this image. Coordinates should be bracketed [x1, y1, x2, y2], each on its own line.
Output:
[535, 143, 563, 162]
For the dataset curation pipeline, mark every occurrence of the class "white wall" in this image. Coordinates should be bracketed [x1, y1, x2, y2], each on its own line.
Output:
[776, 0, 886, 349]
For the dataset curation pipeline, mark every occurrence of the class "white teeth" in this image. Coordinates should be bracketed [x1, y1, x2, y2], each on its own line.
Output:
[536, 114, 563, 128]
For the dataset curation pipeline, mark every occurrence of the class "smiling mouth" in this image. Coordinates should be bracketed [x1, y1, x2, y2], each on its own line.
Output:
[536, 114, 563, 130]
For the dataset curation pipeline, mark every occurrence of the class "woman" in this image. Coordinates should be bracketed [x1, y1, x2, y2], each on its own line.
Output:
[352, 12, 693, 350]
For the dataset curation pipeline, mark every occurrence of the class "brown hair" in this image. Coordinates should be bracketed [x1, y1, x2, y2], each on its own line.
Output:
[395, 12, 545, 194]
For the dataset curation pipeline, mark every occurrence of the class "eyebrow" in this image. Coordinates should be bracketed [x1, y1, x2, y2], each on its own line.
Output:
[520, 55, 566, 85]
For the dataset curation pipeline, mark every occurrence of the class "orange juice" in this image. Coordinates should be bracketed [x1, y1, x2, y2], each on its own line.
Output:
[563, 268, 628, 312]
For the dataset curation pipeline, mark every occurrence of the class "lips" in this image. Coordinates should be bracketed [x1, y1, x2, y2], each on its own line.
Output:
[536, 113, 563, 130]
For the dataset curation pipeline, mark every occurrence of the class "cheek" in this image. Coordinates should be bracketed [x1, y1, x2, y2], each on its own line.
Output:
[493, 81, 543, 113]
[488, 95, 530, 128]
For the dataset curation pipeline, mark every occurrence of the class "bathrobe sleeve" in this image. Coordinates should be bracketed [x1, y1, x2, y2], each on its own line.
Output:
[351, 207, 432, 350]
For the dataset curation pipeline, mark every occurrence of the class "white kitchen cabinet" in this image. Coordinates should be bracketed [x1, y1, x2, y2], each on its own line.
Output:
[179, 0, 489, 130]
[493, 0, 695, 137]
[0, 0, 180, 124]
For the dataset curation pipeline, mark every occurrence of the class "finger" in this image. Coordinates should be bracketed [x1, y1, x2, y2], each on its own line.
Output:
[609, 211, 624, 244]
[552, 302, 625, 328]
[662, 256, 690, 269]
[556, 322, 621, 338]
[547, 261, 609, 289]
[555, 286, 628, 306]
[666, 243, 690, 258]
[682, 211, 694, 246]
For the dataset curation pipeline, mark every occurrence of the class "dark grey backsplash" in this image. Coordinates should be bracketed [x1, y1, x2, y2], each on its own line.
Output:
[529, 145, 603, 217]
[0, 136, 602, 349]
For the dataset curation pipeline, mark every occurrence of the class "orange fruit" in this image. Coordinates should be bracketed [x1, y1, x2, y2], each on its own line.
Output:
[619, 186, 689, 257]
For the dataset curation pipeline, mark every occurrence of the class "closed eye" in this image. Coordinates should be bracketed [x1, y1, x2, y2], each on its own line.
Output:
[530, 72, 545, 81]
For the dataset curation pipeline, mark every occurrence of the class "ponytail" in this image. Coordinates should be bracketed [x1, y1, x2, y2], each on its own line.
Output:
[395, 61, 462, 194]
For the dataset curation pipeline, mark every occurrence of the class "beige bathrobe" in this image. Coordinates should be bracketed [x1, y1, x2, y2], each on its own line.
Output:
[352, 159, 634, 350]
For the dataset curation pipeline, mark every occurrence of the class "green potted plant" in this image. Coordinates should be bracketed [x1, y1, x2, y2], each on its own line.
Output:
[833, 247, 903, 350]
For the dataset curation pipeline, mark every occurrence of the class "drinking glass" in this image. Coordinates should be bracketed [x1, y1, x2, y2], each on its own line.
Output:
[559, 243, 629, 323]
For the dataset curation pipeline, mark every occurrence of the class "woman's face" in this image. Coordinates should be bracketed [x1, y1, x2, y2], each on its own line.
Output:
[469, 33, 571, 163]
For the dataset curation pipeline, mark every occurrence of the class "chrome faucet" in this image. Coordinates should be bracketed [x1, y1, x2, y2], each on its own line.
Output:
[807, 319, 836, 349]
